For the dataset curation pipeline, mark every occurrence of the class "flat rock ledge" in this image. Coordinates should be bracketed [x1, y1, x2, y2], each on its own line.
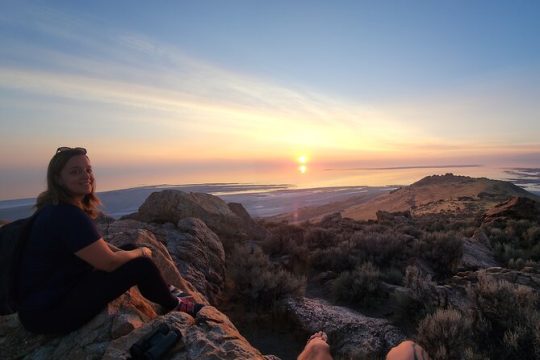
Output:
[281, 297, 405, 359]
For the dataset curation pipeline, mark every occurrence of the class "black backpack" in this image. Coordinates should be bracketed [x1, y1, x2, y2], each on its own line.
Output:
[0, 213, 38, 315]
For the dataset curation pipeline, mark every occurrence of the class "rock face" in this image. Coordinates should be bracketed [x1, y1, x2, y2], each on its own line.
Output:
[411, 267, 540, 311]
[459, 230, 499, 271]
[450, 267, 540, 292]
[104, 225, 206, 304]
[1, 289, 269, 360]
[227, 202, 267, 240]
[169, 218, 226, 304]
[482, 196, 540, 223]
[126, 190, 264, 241]
[282, 297, 405, 359]
[98, 218, 225, 304]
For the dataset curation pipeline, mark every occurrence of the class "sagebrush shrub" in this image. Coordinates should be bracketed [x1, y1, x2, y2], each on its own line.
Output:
[417, 308, 475, 360]
[416, 231, 463, 277]
[467, 272, 540, 359]
[228, 244, 306, 306]
[330, 261, 382, 306]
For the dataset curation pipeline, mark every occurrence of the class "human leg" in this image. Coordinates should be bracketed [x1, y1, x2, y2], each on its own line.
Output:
[19, 257, 178, 334]
[298, 331, 333, 360]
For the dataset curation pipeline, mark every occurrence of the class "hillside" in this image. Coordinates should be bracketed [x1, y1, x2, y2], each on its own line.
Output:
[269, 173, 539, 223]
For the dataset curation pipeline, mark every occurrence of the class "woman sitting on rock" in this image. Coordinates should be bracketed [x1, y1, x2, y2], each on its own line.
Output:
[17, 147, 202, 334]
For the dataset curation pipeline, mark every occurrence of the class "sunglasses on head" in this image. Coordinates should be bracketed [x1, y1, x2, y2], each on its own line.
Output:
[56, 147, 87, 154]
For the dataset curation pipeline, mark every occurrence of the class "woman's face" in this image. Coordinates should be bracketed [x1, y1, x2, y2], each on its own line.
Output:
[57, 155, 94, 199]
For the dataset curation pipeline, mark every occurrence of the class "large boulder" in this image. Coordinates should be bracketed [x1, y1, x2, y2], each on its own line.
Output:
[168, 218, 226, 304]
[459, 230, 499, 271]
[100, 218, 225, 304]
[125, 190, 264, 242]
[281, 297, 405, 359]
[1, 288, 273, 360]
[228, 202, 267, 240]
[104, 226, 206, 304]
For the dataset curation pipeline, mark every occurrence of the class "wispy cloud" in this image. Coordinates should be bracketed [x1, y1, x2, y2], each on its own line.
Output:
[1, 3, 539, 167]
[0, 8, 422, 161]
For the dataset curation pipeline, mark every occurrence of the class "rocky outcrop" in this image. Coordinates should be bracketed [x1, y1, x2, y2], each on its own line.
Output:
[1, 289, 270, 360]
[169, 218, 226, 304]
[98, 218, 225, 304]
[450, 267, 540, 292]
[104, 306, 269, 360]
[1, 289, 159, 360]
[125, 190, 264, 242]
[104, 226, 206, 304]
[459, 230, 498, 271]
[482, 196, 540, 223]
[228, 202, 267, 240]
[412, 267, 540, 311]
[281, 297, 405, 359]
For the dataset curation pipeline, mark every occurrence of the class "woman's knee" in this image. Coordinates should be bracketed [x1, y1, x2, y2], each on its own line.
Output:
[125, 255, 158, 270]
[120, 256, 163, 282]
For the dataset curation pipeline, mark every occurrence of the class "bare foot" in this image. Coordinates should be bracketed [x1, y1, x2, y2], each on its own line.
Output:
[298, 331, 332, 360]
[306, 331, 328, 345]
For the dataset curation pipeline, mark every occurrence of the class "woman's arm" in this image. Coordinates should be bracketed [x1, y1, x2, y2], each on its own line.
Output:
[75, 238, 152, 272]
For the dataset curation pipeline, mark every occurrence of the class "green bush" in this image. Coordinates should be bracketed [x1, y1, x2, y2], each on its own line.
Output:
[467, 272, 540, 359]
[305, 227, 337, 249]
[417, 309, 476, 360]
[485, 219, 540, 265]
[349, 230, 411, 268]
[416, 232, 463, 277]
[228, 244, 306, 306]
[392, 265, 438, 325]
[330, 261, 382, 306]
[381, 267, 403, 285]
[309, 244, 356, 273]
[261, 223, 305, 255]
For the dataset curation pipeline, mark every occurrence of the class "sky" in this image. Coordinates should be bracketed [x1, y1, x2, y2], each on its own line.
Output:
[1, 0, 539, 200]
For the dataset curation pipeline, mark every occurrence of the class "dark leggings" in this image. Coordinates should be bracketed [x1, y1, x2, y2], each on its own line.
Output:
[18, 256, 178, 334]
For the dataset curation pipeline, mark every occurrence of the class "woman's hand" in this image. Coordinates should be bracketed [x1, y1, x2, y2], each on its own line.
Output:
[139, 246, 152, 258]
[76, 239, 154, 272]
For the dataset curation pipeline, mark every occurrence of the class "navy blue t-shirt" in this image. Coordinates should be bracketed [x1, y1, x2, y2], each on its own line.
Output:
[18, 203, 101, 311]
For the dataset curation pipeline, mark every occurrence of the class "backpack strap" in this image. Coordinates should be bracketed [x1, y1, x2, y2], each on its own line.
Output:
[9, 210, 41, 310]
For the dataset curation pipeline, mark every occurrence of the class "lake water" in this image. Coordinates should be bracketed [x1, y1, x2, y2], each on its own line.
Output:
[91, 163, 540, 194]
[1, 164, 538, 221]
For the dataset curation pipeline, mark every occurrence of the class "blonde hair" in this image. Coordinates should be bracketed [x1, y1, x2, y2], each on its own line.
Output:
[36, 148, 101, 218]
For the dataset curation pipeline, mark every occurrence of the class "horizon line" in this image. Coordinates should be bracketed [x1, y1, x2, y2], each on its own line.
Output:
[324, 164, 483, 171]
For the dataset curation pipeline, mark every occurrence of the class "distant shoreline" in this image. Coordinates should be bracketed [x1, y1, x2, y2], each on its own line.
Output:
[324, 164, 482, 171]
[0, 183, 393, 221]
[2, 170, 540, 222]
